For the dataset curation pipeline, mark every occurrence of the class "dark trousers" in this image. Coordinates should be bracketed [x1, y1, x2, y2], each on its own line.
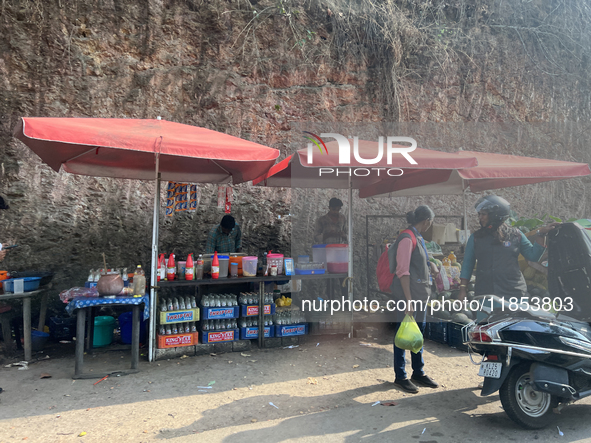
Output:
[392, 308, 427, 380]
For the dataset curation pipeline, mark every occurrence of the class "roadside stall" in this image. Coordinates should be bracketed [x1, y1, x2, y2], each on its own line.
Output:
[252, 141, 478, 334]
[13, 117, 280, 366]
[360, 150, 591, 350]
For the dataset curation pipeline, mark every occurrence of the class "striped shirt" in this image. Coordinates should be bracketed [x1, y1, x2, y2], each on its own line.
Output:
[205, 224, 242, 253]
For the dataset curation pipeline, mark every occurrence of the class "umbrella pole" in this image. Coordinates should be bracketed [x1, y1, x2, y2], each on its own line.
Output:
[462, 186, 468, 244]
[348, 172, 353, 337]
[148, 162, 161, 363]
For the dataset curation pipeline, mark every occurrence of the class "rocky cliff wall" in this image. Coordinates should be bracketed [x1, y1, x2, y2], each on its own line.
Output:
[0, 0, 590, 311]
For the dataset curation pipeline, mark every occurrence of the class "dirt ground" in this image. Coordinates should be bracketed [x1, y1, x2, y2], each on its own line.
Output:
[1, 331, 590, 443]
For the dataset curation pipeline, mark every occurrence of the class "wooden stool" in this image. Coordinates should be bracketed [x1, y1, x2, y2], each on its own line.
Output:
[0, 304, 15, 352]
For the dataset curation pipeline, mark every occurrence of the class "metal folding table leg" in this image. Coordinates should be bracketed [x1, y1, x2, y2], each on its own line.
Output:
[23, 295, 32, 362]
[75, 308, 86, 377]
[131, 305, 140, 370]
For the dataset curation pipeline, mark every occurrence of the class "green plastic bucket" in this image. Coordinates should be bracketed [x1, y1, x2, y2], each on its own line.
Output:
[93, 316, 116, 348]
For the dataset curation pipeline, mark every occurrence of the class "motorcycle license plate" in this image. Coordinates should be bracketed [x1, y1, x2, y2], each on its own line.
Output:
[478, 362, 502, 379]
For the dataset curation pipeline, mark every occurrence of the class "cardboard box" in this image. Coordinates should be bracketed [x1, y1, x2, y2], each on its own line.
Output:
[430, 224, 447, 245]
[444, 223, 458, 243]
[159, 308, 199, 324]
[157, 332, 198, 349]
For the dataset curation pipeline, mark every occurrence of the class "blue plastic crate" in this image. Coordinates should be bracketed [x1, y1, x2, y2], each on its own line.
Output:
[447, 322, 469, 352]
[201, 328, 239, 343]
[200, 306, 239, 320]
[240, 304, 276, 317]
[274, 324, 308, 337]
[426, 318, 448, 344]
[239, 326, 273, 340]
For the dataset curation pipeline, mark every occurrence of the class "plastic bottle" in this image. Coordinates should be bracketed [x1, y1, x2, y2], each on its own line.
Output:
[263, 252, 269, 276]
[212, 251, 220, 279]
[167, 254, 176, 281]
[185, 254, 194, 280]
[448, 251, 457, 263]
[133, 265, 146, 297]
[442, 256, 451, 267]
[196, 254, 204, 280]
[156, 254, 163, 282]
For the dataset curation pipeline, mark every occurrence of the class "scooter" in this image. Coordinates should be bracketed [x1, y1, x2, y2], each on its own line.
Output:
[464, 223, 591, 429]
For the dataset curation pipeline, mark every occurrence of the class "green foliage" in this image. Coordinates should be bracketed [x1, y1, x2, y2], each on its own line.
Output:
[508, 214, 577, 233]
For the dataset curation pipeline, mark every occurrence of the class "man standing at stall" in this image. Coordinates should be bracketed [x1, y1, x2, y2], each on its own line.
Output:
[314, 198, 348, 301]
[205, 215, 242, 253]
[314, 197, 348, 245]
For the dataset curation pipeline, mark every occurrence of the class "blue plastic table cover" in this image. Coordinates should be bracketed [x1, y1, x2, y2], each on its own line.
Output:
[66, 295, 150, 320]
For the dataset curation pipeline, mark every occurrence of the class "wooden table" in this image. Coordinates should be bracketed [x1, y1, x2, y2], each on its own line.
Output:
[0, 289, 43, 361]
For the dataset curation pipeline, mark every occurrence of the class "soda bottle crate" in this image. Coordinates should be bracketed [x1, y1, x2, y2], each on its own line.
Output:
[157, 332, 199, 349]
[274, 323, 308, 337]
[159, 308, 200, 324]
[447, 322, 469, 352]
[240, 303, 276, 317]
[201, 328, 239, 343]
[426, 316, 448, 344]
[200, 305, 240, 320]
[239, 326, 274, 340]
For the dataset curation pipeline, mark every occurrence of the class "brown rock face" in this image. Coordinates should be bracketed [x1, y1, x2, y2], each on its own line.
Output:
[0, 0, 590, 313]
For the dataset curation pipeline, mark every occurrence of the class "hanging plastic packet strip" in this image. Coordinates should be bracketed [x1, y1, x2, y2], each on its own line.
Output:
[166, 182, 177, 217]
[175, 183, 188, 212]
[189, 184, 199, 212]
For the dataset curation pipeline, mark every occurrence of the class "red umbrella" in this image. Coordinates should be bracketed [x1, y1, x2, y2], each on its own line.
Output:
[13, 117, 280, 362]
[253, 140, 478, 189]
[14, 117, 279, 183]
[252, 140, 478, 302]
[358, 150, 591, 198]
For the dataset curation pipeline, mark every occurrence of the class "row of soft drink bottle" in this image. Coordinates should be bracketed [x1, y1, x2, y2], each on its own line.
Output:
[160, 296, 197, 312]
[238, 316, 273, 328]
[238, 292, 274, 305]
[202, 319, 239, 330]
[159, 322, 198, 335]
[202, 293, 238, 307]
[274, 309, 306, 325]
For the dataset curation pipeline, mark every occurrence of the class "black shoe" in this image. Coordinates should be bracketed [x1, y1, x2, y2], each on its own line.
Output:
[411, 373, 439, 388]
[394, 378, 419, 394]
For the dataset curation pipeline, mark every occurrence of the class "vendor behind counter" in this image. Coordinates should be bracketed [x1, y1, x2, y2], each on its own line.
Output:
[205, 215, 242, 254]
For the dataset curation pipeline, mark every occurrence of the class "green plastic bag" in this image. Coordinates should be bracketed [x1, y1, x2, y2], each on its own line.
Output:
[394, 314, 424, 353]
